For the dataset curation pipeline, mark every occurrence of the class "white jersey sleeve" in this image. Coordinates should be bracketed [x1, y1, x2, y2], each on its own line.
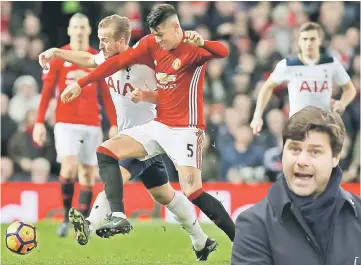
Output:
[333, 57, 351, 86]
[94, 51, 105, 66]
[269, 59, 288, 84]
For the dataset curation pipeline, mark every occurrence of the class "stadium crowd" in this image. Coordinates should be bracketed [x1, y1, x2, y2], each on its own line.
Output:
[1, 1, 360, 184]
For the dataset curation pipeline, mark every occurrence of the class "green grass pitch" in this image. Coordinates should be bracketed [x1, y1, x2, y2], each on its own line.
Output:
[1, 220, 232, 265]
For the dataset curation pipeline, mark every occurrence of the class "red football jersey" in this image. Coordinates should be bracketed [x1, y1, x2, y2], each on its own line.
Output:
[37, 44, 116, 127]
[78, 34, 229, 129]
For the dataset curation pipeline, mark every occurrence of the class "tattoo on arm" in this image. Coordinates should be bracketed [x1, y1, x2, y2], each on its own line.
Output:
[186, 173, 195, 187]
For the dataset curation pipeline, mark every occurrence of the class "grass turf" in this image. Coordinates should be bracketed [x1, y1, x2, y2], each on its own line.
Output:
[1, 220, 232, 265]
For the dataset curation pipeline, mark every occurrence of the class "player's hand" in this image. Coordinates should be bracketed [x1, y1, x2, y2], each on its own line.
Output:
[331, 100, 345, 115]
[61, 82, 82, 103]
[128, 88, 144, 103]
[39, 48, 58, 69]
[250, 117, 264, 136]
[183, 31, 205, 47]
[32, 123, 47, 147]
[108, 126, 118, 139]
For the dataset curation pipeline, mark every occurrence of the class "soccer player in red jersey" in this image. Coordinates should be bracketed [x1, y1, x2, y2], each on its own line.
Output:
[33, 13, 118, 237]
[60, 5, 235, 242]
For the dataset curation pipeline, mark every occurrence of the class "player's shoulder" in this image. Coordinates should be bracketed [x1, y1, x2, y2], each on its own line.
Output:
[143, 34, 156, 43]
[274, 58, 287, 69]
[318, 54, 334, 65]
[285, 54, 335, 67]
[285, 56, 303, 66]
[133, 34, 156, 49]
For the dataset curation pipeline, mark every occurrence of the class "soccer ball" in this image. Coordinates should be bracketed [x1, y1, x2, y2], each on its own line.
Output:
[5, 221, 39, 255]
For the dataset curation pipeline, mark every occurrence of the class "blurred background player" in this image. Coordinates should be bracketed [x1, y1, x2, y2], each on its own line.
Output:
[39, 15, 217, 260]
[60, 4, 235, 242]
[251, 22, 357, 135]
[33, 13, 118, 237]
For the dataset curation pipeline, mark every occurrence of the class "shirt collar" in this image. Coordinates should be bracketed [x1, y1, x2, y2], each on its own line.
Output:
[268, 167, 358, 221]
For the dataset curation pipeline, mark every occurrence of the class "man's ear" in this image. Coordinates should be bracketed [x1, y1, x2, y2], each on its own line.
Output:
[332, 153, 341, 168]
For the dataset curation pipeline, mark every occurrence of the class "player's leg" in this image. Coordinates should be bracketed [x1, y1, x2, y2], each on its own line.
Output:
[157, 124, 235, 242]
[138, 157, 217, 261]
[96, 122, 162, 233]
[54, 123, 82, 237]
[84, 165, 132, 242]
[77, 126, 103, 218]
[178, 166, 235, 242]
[77, 164, 96, 217]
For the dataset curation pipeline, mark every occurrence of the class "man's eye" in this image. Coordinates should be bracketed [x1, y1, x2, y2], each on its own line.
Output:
[312, 150, 320, 155]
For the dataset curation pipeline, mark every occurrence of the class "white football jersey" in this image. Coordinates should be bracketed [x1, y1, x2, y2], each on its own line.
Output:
[269, 55, 351, 116]
[94, 51, 157, 131]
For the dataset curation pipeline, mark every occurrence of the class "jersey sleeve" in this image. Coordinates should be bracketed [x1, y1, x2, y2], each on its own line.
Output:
[94, 51, 105, 66]
[333, 57, 351, 86]
[99, 79, 117, 127]
[36, 60, 60, 123]
[78, 35, 155, 88]
[193, 40, 229, 65]
[269, 59, 287, 85]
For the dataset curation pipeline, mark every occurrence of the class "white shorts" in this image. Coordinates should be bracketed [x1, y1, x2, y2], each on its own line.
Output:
[121, 120, 204, 168]
[54, 123, 103, 166]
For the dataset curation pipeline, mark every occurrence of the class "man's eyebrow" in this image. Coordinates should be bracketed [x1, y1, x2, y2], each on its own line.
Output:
[308, 144, 324, 148]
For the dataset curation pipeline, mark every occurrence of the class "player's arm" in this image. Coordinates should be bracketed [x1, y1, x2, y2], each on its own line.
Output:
[251, 59, 287, 135]
[332, 80, 357, 114]
[77, 37, 153, 88]
[34, 60, 59, 146]
[141, 90, 158, 104]
[60, 36, 154, 103]
[198, 40, 229, 59]
[252, 79, 280, 121]
[129, 88, 158, 104]
[99, 79, 118, 127]
[53, 49, 97, 68]
[184, 31, 229, 64]
[338, 81, 357, 108]
[332, 58, 357, 113]
[39, 48, 97, 69]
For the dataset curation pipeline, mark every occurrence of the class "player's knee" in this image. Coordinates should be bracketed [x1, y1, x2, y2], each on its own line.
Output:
[78, 165, 95, 187]
[178, 167, 203, 197]
[148, 184, 175, 205]
[60, 156, 78, 178]
[120, 166, 131, 184]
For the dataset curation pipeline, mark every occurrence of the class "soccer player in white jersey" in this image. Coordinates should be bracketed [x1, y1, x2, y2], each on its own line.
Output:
[250, 22, 357, 135]
[39, 15, 217, 260]
[59, 5, 235, 245]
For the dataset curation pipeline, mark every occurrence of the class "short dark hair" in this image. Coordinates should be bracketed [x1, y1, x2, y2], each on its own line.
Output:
[282, 106, 346, 156]
[145, 4, 177, 29]
[299, 22, 323, 36]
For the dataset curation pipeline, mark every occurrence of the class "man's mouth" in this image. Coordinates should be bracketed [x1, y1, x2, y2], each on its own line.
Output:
[294, 172, 313, 179]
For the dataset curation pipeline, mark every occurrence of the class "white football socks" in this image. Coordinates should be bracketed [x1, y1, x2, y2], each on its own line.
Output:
[86, 190, 208, 251]
[166, 191, 208, 251]
[86, 191, 111, 232]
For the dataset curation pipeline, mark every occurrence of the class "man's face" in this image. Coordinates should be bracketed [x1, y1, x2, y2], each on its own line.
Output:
[150, 20, 179, 50]
[298, 29, 321, 58]
[98, 27, 125, 59]
[282, 131, 340, 197]
[67, 17, 91, 43]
